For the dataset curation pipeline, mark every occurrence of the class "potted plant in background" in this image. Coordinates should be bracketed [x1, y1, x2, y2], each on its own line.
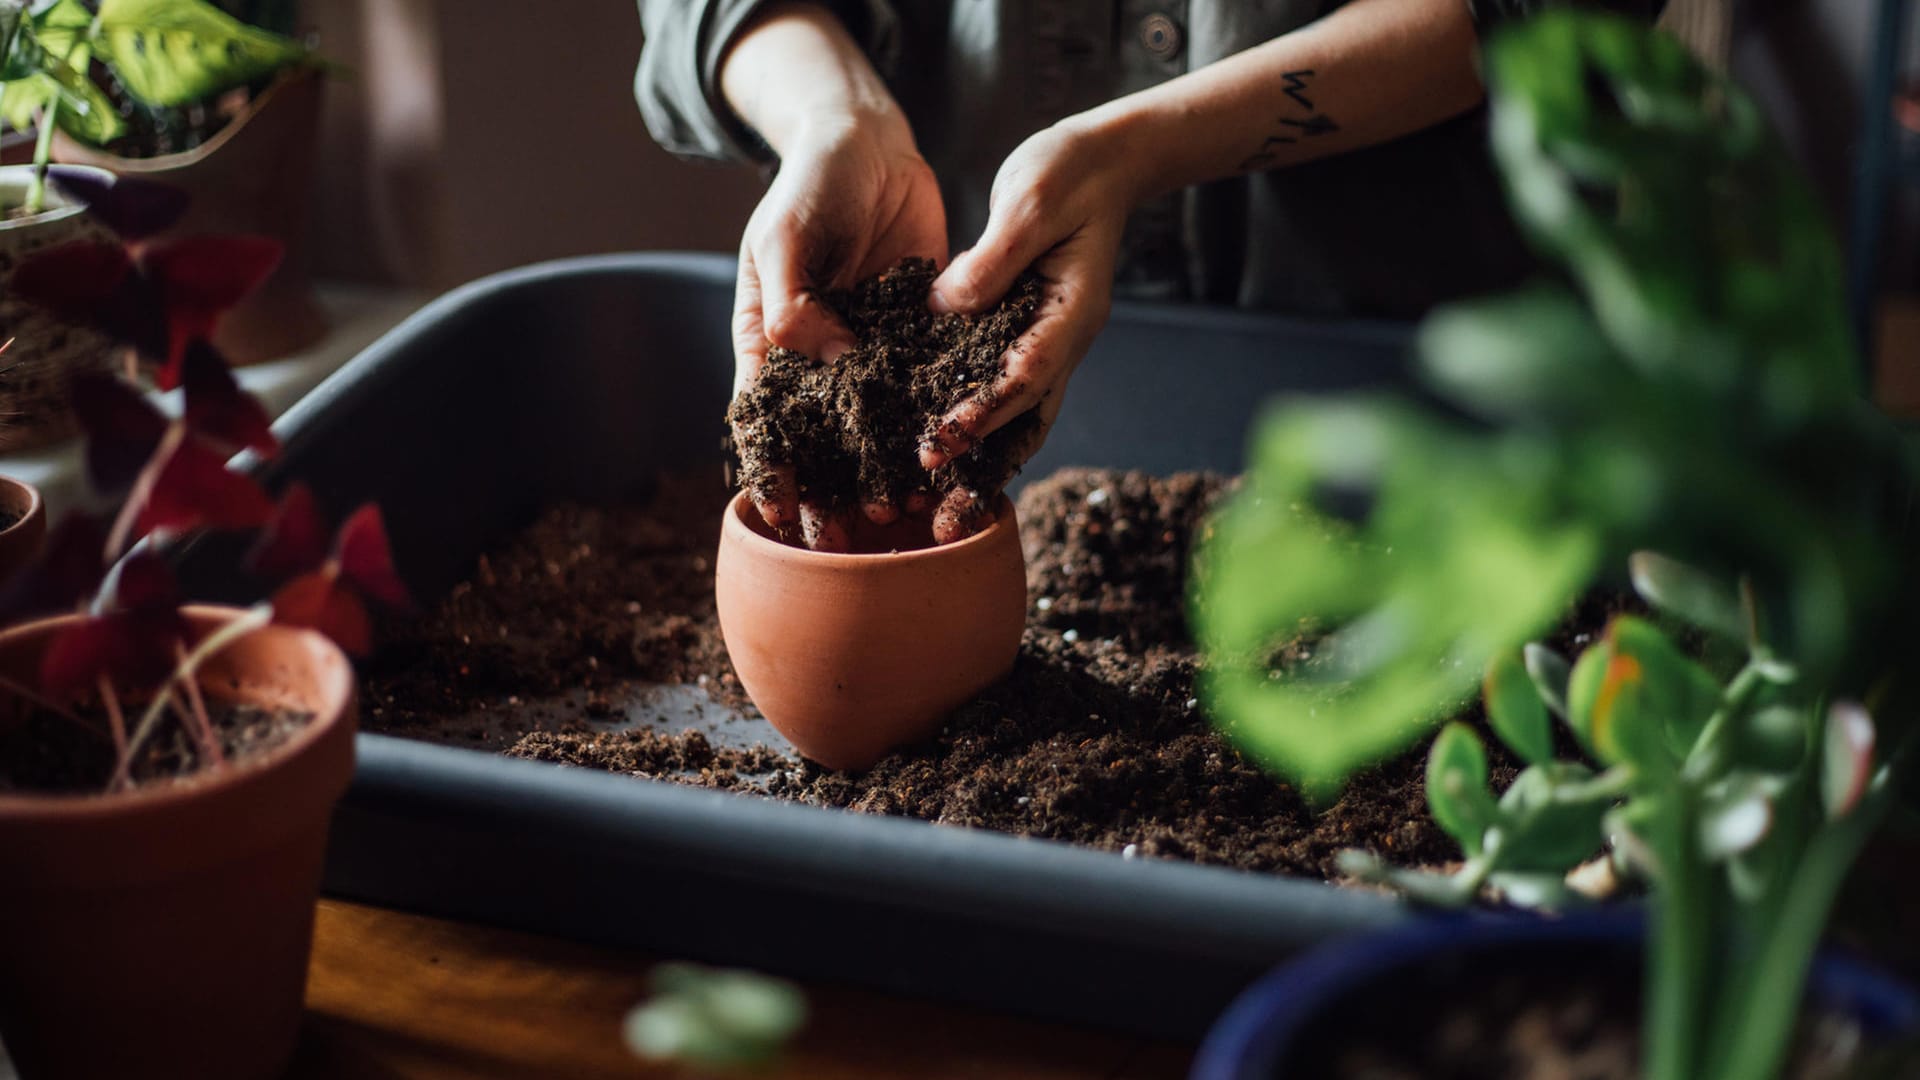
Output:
[0, 173, 408, 1080]
[6, 0, 323, 367]
[1192, 11, 1919, 1078]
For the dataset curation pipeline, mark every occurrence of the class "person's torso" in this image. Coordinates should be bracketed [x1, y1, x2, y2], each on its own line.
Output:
[885, 0, 1533, 318]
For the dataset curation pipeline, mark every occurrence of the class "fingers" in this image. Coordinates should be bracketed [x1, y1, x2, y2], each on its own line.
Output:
[799, 503, 852, 553]
[754, 224, 857, 362]
[928, 393, 1062, 545]
[731, 247, 769, 399]
[919, 246, 1110, 470]
[928, 193, 1056, 316]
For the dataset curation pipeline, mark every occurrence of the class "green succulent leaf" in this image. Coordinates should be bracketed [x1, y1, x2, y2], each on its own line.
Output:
[1698, 775, 1773, 861]
[1426, 722, 1500, 855]
[93, 0, 307, 107]
[1628, 551, 1748, 642]
[1821, 701, 1875, 821]
[1485, 649, 1554, 765]
[1523, 642, 1573, 719]
[1494, 762, 1609, 871]
[1569, 616, 1720, 769]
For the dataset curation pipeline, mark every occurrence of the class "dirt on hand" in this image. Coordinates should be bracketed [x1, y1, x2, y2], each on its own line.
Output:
[726, 259, 1043, 535]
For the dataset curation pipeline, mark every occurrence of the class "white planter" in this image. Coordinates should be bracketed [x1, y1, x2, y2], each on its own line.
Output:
[0, 164, 119, 453]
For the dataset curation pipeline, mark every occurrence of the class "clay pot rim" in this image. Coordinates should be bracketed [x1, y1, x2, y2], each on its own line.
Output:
[0, 603, 353, 818]
[0, 163, 117, 231]
[724, 489, 1017, 566]
[0, 475, 43, 540]
[53, 65, 323, 173]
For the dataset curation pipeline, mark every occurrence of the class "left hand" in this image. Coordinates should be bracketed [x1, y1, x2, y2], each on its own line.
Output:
[919, 117, 1136, 542]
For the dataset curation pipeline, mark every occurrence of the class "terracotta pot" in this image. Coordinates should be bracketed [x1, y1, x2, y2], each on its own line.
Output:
[54, 68, 328, 366]
[0, 606, 356, 1080]
[0, 474, 47, 584]
[0, 164, 122, 452]
[715, 492, 1026, 771]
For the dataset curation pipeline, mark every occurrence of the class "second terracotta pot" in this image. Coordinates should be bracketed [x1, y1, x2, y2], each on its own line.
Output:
[716, 492, 1027, 771]
[0, 606, 356, 1080]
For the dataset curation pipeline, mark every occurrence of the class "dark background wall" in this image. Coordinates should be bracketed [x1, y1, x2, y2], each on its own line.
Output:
[300, 1, 1894, 294]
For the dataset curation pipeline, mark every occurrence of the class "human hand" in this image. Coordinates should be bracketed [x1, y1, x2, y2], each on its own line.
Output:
[716, 2, 949, 550]
[919, 117, 1136, 542]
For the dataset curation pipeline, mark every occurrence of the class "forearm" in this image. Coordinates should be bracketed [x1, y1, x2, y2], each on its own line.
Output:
[1083, 0, 1486, 202]
[719, 1, 910, 157]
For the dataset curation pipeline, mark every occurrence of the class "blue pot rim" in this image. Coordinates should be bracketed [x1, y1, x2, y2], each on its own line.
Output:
[1191, 908, 1920, 1079]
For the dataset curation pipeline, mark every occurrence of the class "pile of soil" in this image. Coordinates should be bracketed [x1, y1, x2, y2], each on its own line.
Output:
[360, 466, 1563, 880]
[0, 698, 312, 793]
[726, 258, 1042, 527]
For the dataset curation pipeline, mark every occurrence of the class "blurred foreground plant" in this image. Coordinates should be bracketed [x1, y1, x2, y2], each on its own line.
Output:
[1194, 13, 1918, 1080]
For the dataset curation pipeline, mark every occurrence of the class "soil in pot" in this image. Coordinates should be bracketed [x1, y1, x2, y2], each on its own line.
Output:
[727, 257, 1042, 540]
[0, 699, 314, 794]
[1288, 950, 1897, 1079]
[361, 466, 1633, 880]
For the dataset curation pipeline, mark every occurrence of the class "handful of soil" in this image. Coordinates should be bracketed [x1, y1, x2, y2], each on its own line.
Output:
[726, 259, 1042, 528]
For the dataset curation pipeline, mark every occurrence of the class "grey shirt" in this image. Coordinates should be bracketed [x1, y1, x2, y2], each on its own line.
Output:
[636, 0, 1660, 318]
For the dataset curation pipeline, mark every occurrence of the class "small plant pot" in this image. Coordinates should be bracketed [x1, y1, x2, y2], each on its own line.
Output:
[0, 164, 121, 452]
[0, 474, 47, 583]
[53, 68, 328, 366]
[0, 606, 357, 1080]
[1192, 912, 1920, 1079]
[715, 492, 1027, 771]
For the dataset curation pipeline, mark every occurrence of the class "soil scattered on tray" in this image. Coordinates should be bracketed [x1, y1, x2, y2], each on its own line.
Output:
[362, 467, 1634, 880]
[0, 698, 313, 793]
[726, 258, 1042, 526]
[1293, 949, 1886, 1079]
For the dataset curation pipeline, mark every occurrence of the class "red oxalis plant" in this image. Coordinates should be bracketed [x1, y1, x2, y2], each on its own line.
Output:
[1, 171, 409, 792]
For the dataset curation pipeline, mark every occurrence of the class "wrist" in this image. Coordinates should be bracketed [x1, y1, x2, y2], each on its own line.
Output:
[1058, 97, 1178, 208]
[721, 2, 908, 160]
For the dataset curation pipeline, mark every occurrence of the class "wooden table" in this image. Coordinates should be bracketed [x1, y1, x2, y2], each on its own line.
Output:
[292, 901, 1194, 1079]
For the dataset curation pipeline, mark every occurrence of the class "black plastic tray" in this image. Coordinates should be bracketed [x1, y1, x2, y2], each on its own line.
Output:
[195, 253, 1423, 1041]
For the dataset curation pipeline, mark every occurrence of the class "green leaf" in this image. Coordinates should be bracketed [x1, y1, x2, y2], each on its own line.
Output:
[1336, 849, 1484, 907]
[624, 964, 806, 1069]
[1569, 616, 1719, 769]
[1821, 701, 1875, 821]
[1565, 636, 1613, 760]
[1484, 649, 1554, 764]
[93, 0, 307, 107]
[1628, 551, 1748, 642]
[1489, 870, 1578, 910]
[1419, 286, 1627, 422]
[1194, 399, 1600, 798]
[1524, 642, 1572, 719]
[1426, 723, 1500, 855]
[1698, 775, 1773, 861]
[1493, 762, 1609, 871]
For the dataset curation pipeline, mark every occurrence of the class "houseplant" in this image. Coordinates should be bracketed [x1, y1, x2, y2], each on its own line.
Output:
[2, 0, 323, 364]
[1193, 11, 1919, 1078]
[0, 173, 407, 1080]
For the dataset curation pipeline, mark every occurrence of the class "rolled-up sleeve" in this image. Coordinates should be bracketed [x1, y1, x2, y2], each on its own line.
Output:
[635, 0, 901, 164]
[1466, 0, 1666, 41]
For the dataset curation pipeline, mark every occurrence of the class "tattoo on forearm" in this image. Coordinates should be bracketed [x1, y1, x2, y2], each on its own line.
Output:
[1238, 70, 1339, 172]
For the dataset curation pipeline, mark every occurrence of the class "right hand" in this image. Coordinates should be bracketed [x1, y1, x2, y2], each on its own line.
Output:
[730, 111, 947, 551]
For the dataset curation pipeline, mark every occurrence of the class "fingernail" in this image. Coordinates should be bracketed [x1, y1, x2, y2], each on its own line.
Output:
[928, 287, 957, 315]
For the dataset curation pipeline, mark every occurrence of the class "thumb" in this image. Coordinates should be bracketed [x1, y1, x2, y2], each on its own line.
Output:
[756, 225, 857, 362]
[929, 198, 1055, 315]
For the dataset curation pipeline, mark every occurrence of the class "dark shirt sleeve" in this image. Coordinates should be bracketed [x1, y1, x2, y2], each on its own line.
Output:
[1466, 0, 1666, 40]
[635, 0, 901, 164]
